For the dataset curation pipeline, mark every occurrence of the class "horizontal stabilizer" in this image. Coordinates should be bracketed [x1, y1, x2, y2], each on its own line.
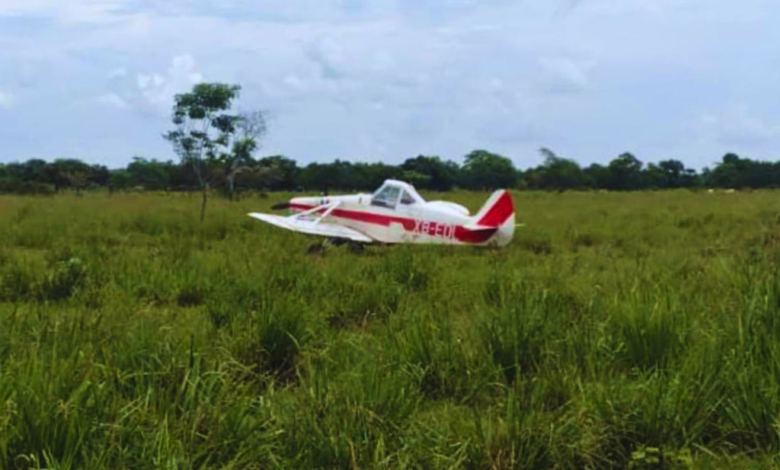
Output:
[461, 224, 501, 233]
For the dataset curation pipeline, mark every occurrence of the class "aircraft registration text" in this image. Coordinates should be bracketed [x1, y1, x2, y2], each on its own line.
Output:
[413, 220, 455, 239]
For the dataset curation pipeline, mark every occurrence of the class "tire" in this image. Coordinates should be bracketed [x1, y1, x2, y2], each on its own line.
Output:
[348, 242, 365, 254]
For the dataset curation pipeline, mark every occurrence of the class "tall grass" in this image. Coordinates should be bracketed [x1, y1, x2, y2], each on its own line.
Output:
[2, 189, 780, 467]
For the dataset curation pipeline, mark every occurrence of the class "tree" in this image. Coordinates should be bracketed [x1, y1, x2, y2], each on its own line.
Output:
[0, 160, 55, 194]
[706, 153, 744, 188]
[233, 164, 283, 192]
[109, 169, 132, 191]
[126, 158, 172, 190]
[644, 163, 667, 189]
[655, 159, 699, 188]
[256, 155, 300, 191]
[21, 159, 48, 184]
[607, 152, 644, 190]
[704, 153, 776, 189]
[46, 159, 93, 192]
[582, 163, 611, 189]
[349, 162, 402, 191]
[300, 162, 334, 192]
[164, 83, 242, 221]
[89, 164, 111, 187]
[535, 147, 583, 190]
[401, 155, 460, 191]
[226, 111, 267, 199]
[461, 150, 517, 190]
[400, 170, 431, 189]
[300, 160, 358, 192]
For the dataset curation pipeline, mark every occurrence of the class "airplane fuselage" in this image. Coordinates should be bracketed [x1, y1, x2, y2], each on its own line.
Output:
[249, 180, 516, 247]
[287, 193, 514, 246]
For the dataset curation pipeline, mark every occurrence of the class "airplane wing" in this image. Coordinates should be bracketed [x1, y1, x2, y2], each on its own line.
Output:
[248, 202, 373, 243]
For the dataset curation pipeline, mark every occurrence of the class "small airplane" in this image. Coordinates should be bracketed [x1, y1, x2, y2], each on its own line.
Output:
[248, 179, 516, 250]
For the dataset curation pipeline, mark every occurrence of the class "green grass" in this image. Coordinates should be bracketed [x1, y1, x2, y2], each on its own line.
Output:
[2, 189, 780, 468]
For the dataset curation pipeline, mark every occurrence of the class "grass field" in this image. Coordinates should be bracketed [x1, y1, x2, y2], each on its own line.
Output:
[2, 189, 780, 469]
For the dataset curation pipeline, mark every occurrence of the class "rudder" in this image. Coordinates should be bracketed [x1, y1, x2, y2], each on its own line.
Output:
[471, 190, 515, 246]
[474, 189, 514, 227]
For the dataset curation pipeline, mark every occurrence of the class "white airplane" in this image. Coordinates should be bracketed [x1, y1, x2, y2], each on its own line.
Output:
[248, 179, 515, 248]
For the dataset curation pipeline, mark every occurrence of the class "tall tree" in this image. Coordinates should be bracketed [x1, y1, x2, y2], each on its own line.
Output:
[300, 160, 358, 192]
[164, 83, 242, 221]
[644, 163, 667, 189]
[536, 147, 583, 190]
[400, 155, 459, 191]
[706, 153, 743, 188]
[461, 150, 517, 190]
[256, 155, 301, 191]
[226, 111, 267, 199]
[126, 158, 172, 190]
[46, 159, 93, 192]
[582, 163, 611, 189]
[607, 152, 644, 190]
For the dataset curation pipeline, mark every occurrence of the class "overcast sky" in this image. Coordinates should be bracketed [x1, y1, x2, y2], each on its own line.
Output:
[0, 0, 777, 170]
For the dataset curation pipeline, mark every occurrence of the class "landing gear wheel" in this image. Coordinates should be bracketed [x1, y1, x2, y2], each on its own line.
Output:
[348, 242, 365, 254]
[326, 238, 347, 247]
[307, 242, 325, 255]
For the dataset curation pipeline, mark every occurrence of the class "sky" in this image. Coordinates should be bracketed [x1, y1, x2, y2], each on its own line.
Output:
[0, 0, 778, 170]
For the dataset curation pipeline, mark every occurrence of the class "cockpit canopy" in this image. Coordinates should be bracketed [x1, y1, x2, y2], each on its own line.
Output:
[371, 180, 424, 209]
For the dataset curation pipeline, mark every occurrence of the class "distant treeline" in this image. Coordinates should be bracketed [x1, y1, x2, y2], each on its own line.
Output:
[0, 149, 776, 194]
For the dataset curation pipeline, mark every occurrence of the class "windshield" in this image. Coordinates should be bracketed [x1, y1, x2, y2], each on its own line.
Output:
[400, 190, 416, 205]
[371, 185, 401, 209]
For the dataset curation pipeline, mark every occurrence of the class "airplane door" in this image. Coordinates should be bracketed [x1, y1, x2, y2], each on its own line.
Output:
[396, 190, 422, 242]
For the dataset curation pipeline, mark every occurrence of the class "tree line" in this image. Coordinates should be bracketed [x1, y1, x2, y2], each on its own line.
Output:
[2, 150, 777, 195]
[2, 82, 780, 197]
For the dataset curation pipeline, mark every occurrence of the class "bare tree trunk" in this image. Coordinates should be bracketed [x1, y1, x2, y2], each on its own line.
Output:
[200, 182, 209, 223]
[227, 173, 235, 201]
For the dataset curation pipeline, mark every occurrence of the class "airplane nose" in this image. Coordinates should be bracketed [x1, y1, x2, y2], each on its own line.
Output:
[271, 202, 291, 211]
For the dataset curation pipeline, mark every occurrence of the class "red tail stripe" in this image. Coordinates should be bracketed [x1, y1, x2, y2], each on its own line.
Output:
[454, 226, 498, 243]
[477, 191, 514, 227]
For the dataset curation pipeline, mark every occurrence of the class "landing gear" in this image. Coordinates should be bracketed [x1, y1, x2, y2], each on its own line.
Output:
[307, 242, 325, 255]
[326, 238, 348, 247]
[306, 238, 343, 255]
[306, 238, 366, 255]
[347, 241, 365, 254]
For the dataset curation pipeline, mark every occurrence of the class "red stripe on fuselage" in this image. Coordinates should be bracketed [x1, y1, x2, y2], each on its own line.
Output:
[288, 203, 497, 244]
[454, 226, 498, 243]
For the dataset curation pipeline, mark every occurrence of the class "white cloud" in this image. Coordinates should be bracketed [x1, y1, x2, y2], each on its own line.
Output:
[96, 92, 129, 109]
[108, 67, 128, 80]
[137, 74, 165, 90]
[538, 56, 594, 94]
[137, 55, 203, 111]
[0, 0, 58, 15]
[101, 54, 202, 114]
[305, 37, 346, 80]
[3, 0, 780, 168]
[697, 104, 780, 146]
[0, 91, 14, 109]
[92, 55, 204, 117]
[0, 0, 128, 23]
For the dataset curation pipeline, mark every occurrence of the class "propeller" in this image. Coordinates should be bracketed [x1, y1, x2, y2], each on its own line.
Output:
[271, 202, 291, 211]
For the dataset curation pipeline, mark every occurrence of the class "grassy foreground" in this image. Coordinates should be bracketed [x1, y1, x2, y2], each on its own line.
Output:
[2, 190, 780, 469]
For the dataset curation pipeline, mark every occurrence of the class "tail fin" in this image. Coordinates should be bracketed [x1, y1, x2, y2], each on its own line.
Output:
[473, 189, 514, 227]
[470, 189, 515, 246]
